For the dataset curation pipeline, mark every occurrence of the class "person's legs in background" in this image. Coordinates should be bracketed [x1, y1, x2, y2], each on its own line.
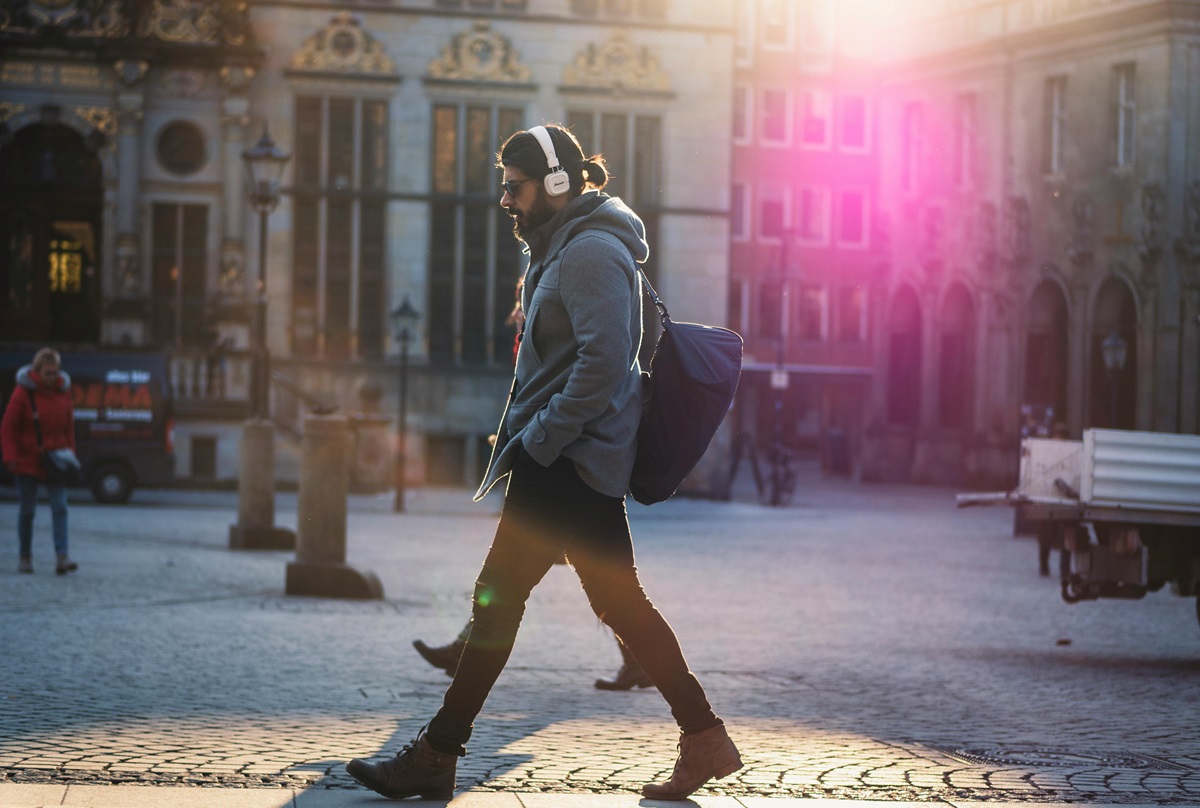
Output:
[595, 635, 654, 691]
[417, 620, 653, 690]
[413, 622, 471, 676]
[16, 474, 38, 573]
[46, 482, 75, 575]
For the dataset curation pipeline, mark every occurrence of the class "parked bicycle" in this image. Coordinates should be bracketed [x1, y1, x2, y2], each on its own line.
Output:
[764, 439, 797, 507]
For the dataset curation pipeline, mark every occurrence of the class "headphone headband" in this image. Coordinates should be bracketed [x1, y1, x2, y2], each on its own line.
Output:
[529, 125, 571, 197]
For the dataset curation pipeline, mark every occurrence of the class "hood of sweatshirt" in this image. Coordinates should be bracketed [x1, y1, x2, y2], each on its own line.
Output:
[16, 364, 71, 393]
[522, 191, 649, 268]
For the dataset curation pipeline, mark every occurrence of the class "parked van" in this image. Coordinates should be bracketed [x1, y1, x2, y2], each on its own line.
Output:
[0, 348, 175, 503]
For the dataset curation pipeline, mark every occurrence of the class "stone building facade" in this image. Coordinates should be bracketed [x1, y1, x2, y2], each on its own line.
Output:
[0, 0, 735, 491]
[866, 0, 1200, 486]
[726, 0, 882, 486]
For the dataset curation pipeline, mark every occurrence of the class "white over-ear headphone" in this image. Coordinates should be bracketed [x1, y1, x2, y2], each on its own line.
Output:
[529, 125, 572, 197]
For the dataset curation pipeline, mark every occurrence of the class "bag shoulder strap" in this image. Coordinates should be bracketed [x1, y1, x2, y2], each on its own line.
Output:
[26, 389, 45, 451]
[636, 267, 672, 329]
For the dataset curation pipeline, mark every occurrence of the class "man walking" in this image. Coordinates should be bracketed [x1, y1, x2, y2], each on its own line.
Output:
[345, 124, 741, 800]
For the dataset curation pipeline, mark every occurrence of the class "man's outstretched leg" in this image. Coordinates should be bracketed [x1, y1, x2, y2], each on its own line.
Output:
[347, 459, 557, 799]
[569, 494, 742, 800]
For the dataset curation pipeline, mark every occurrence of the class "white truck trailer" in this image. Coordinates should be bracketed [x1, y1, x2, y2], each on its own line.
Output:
[958, 429, 1200, 628]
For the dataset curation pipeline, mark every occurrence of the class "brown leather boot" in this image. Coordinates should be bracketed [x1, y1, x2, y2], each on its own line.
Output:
[642, 723, 742, 800]
[346, 733, 458, 800]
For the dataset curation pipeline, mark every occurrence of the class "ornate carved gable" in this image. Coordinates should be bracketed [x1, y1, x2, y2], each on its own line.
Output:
[289, 13, 398, 79]
[426, 20, 531, 85]
[562, 31, 670, 95]
[0, 0, 126, 37]
[0, 0, 252, 46]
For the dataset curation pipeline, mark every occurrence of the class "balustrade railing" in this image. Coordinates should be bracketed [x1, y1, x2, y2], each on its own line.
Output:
[168, 347, 253, 407]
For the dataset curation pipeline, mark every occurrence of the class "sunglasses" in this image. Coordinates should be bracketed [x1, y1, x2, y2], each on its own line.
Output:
[501, 179, 528, 197]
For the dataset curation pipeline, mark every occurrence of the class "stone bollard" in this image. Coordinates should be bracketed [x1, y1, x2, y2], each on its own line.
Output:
[285, 413, 383, 599]
[229, 420, 295, 550]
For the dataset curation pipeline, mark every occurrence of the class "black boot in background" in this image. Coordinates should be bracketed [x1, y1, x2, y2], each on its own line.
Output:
[412, 638, 465, 676]
[594, 638, 655, 690]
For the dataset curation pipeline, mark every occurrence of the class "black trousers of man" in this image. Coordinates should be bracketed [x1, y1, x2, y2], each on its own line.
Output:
[426, 448, 720, 754]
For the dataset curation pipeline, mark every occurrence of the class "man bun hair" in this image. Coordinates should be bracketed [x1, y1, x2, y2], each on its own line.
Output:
[498, 123, 608, 196]
[578, 157, 608, 193]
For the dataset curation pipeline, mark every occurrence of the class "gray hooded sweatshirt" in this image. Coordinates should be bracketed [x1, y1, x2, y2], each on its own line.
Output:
[475, 191, 648, 500]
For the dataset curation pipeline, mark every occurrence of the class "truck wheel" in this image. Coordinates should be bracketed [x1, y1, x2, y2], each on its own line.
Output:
[91, 464, 134, 504]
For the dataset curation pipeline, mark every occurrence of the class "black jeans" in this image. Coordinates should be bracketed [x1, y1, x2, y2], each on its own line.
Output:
[426, 448, 719, 754]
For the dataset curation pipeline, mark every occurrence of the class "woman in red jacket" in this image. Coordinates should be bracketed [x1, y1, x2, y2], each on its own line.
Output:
[2, 347, 78, 575]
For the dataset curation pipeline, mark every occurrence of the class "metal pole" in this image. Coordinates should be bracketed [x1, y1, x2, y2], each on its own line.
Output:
[1109, 368, 1120, 429]
[393, 331, 409, 512]
[256, 207, 269, 421]
[771, 234, 790, 506]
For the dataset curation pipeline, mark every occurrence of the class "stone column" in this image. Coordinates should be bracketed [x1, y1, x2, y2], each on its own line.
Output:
[220, 89, 250, 304]
[113, 61, 148, 302]
[910, 284, 941, 482]
[217, 67, 255, 349]
[228, 421, 295, 549]
[286, 414, 383, 599]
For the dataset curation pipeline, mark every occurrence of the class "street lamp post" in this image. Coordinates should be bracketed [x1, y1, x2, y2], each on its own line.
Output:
[390, 295, 420, 513]
[242, 125, 290, 419]
[767, 229, 797, 506]
[229, 123, 293, 551]
[1101, 330, 1128, 429]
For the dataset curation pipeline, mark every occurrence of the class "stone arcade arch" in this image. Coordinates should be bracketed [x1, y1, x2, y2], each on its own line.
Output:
[887, 285, 922, 426]
[0, 122, 105, 343]
[1024, 280, 1070, 428]
[1089, 276, 1138, 429]
[937, 284, 976, 430]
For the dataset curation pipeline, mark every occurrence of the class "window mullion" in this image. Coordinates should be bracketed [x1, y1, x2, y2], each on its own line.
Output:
[316, 98, 331, 357]
[453, 205, 465, 364]
[453, 106, 463, 362]
[349, 101, 363, 357]
[174, 205, 184, 346]
[485, 201, 498, 365]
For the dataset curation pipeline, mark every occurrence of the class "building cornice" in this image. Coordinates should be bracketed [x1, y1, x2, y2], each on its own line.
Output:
[254, 1, 732, 37]
[879, 1, 1200, 77]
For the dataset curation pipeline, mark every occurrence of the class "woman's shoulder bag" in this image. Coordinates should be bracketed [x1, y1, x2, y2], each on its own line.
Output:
[28, 391, 82, 486]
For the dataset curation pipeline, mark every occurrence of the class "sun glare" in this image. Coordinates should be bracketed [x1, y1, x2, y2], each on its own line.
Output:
[837, 0, 911, 58]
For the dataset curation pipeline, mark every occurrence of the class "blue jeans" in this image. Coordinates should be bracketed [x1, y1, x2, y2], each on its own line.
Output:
[16, 474, 69, 557]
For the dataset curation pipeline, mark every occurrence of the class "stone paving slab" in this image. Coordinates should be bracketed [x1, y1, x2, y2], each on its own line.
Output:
[0, 783, 1177, 807]
[2, 471, 1199, 807]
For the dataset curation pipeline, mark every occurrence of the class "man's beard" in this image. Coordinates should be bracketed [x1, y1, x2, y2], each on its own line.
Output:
[511, 193, 556, 240]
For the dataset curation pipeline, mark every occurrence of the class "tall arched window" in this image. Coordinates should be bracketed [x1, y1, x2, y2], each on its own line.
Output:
[1025, 281, 1069, 422]
[937, 284, 975, 429]
[887, 286, 921, 426]
[1090, 277, 1137, 429]
[0, 123, 103, 344]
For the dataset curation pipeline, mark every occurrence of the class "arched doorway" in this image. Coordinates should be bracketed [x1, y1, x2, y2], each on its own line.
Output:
[1090, 277, 1137, 429]
[937, 284, 975, 430]
[0, 123, 103, 343]
[887, 285, 922, 426]
[1025, 281, 1069, 427]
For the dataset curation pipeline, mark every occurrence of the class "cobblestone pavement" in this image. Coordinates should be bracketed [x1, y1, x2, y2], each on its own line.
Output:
[1, 465, 1198, 805]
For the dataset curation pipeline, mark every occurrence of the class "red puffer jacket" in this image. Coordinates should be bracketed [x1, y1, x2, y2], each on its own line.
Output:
[1, 365, 76, 480]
